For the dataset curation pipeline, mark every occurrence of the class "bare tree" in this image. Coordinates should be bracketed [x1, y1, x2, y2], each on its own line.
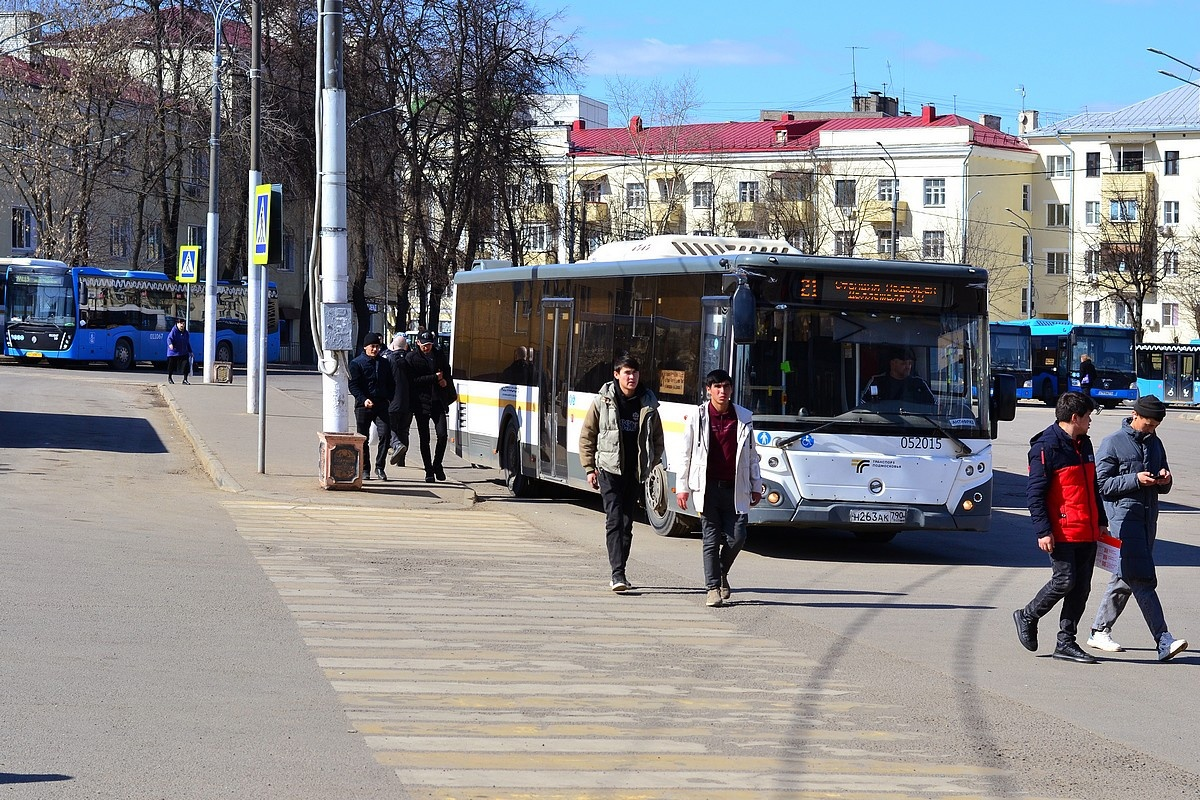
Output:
[1078, 182, 1160, 340]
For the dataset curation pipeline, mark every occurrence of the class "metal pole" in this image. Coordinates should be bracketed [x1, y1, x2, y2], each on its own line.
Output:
[246, 0, 261, 415]
[877, 141, 898, 256]
[202, 4, 225, 384]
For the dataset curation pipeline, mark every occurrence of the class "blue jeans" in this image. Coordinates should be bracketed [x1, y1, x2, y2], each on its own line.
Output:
[597, 470, 637, 580]
[701, 484, 748, 590]
[1092, 571, 1168, 643]
[1024, 541, 1096, 648]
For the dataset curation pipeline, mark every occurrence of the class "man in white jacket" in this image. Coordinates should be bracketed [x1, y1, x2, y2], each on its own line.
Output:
[676, 370, 762, 607]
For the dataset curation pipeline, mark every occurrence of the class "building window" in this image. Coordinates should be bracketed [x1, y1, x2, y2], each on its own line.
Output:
[657, 178, 680, 202]
[365, 243, 375, 278]
[771, 173, 809, 201]
[523, 223, 549, 251]
[737, 181, 760, 203]
[1023, 288, 1033, 317]
[1165, 150, 1180, 176]
[1114, 301, 1127, 326]
[692, 182, 713, 209]
[785, 230, 810, 251]
[1047, 154, 1072, 178]
[1163, 200, 1180, 225]
[1046, 252, 1069, 275]
[11, 207, 35, 251]
[834, 179, 856, 208]
[1115, 147, 1144, 173]
[1084, 249, 1100, 275]
[1083, 300, 1100, 324]
[1047, 204, 1070, 227]
[1085, 201, 1101, 225]
[1085, 152, 1100, 178]
[1163, 302, 1179, 327]
[1163, 250, 1179, 276]
[923, 178, 946, 207]
[877, 178, 897, 202]
[280, 234, 294, 272]
[1109, 199, 1138, 222]
[625, 182, 646, 209]
[834, 231, 855, 256]
[692, 229, 714, 237]
[187, 224, 204, 246]
[1022, 235, 1033, 265]
[1022, 184, 1031, 212]
[532, 182, 554, 205]
[922, 230, 945, 260]
[109, 215, 131, 259]
[580, 181, 602, 203]
[146, 221, 164, 262]
[184, 150, 207, 196]
[877, 231, 894, 255]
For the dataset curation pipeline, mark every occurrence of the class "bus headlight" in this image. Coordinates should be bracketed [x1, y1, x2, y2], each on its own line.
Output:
[963, 499, 974, 511]
[767, 456, 779, 468]
[766, 491, 782, 505]
[965, 465, 974, 476]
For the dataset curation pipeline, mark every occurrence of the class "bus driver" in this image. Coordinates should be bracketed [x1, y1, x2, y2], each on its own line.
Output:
[861, 345, 936, 408]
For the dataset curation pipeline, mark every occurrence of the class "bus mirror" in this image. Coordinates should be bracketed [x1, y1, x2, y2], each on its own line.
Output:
[991, 372, 1017, 422]
[79, 284, 88, 305]
[731, 283, 756, 344]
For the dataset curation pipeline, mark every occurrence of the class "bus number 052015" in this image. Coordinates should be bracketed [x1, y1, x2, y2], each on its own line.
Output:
[899, 436, 942, 450]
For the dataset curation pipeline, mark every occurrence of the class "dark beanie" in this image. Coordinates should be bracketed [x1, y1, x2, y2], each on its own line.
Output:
[1133, 394, 1167, 421]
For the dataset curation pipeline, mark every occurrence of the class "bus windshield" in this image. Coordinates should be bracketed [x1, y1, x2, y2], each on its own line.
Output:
[1073, 329, 1134, 373]
[7, 271, 76, 326]
[990, 329, 1030, 371]
[738, 305, 985, 431]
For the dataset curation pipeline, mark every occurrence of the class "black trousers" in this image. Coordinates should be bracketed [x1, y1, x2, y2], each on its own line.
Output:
[388, 409, 411, 451]
[354, 404, 391, 473]
[1024, 541, 1097, 648]
[166, 355, 189, 379]
[414, 411, 447, 474]
[598, 470, 638, 580]
[700, 485, 748, 590]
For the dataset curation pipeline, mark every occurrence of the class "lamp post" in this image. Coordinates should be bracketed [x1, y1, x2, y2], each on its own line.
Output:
[1006, 208, 1034, 319]
[962, 189, 982, 263]
[203, 0, 239, 384]
[877, 141, 898, 257]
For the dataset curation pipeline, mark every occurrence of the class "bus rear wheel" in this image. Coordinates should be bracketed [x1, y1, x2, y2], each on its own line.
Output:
[111, 338, 134, 371]
[645, 464, 691, 537]
[502, 425, 533, 498]
[216, 341, 233, 364]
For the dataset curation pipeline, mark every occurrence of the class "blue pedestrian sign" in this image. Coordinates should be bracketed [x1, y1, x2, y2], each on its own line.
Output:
[177, 245, 200, 284]
[253, 184, 271, 264]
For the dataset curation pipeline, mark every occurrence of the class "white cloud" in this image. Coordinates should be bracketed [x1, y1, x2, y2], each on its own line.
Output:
[586, 37, 789, 76]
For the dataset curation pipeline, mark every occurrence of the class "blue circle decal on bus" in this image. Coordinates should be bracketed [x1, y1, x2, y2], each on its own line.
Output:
[755, 430, 773, 446]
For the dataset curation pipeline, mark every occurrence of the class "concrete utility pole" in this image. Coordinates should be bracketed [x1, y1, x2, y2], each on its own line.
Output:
[1007, 209, 1035, 319]
[319, 0, 351, 432]
[204, 0, 237, 384]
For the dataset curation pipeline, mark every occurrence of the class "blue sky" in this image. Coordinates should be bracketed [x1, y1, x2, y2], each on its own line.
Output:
[544, 0, 1200, 132]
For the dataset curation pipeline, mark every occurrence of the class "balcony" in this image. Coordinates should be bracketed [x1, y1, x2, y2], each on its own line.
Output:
[523, 203, 559, 224]
[860, 199, 910, 227]
[1102, 171, 1155, 199]
[723, 201, 767, 227]
[571, 201, 610, 226]
[650, 201, 684, 229]
[764, 199, 815, 226]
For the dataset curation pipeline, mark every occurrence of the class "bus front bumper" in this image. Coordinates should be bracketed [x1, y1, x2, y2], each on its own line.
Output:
[750, 479, 992, 532]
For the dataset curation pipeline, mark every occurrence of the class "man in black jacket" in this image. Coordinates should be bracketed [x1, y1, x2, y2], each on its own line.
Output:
[348, 332, 395, 481]
[406, 331, 452, 483]
[382, 334, 411, 468]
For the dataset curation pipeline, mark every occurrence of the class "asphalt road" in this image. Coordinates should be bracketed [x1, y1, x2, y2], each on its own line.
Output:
[3, 363, 1199, 798]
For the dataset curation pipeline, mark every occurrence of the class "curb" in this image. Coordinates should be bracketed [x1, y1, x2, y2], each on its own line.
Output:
[158, 384, 246, 494]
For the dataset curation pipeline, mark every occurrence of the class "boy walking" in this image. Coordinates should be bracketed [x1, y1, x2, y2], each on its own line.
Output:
[1014, 392, 1108, 663]
[675, 370, 761, 607]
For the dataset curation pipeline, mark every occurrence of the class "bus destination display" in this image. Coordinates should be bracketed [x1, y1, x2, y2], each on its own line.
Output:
[783, 274, 943, 308]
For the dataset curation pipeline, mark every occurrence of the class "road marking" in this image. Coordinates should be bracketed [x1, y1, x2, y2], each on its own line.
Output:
[223, 499, 1012, 798]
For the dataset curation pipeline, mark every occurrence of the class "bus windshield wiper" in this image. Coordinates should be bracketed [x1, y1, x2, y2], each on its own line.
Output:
[896, 411, 974, 457]
[774, 414, 857, 448]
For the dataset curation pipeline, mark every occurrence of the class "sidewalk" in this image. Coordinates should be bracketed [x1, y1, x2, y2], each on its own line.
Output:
[160, 368, 477, 509]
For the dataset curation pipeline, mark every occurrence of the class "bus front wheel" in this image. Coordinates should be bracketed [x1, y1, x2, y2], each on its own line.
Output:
[645, 464, 692, 537]
[501, 425, 533, 498]
[111, 339, 134, 371]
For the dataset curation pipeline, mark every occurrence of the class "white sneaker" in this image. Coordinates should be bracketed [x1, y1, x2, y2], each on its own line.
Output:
[1158, 632, 1188, 662]
[1087, 629, 1125, 652]
[610, 579, 629, 592]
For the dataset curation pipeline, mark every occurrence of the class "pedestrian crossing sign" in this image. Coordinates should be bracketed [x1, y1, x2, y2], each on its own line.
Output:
[178, 245, 201, 283]
[253, 183, 283, 265]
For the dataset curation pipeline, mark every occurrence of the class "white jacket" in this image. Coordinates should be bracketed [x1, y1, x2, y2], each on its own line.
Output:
[678, 402, 762, 514]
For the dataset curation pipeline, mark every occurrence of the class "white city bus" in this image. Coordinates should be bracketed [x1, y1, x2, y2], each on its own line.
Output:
[449, 235, 1007, 542]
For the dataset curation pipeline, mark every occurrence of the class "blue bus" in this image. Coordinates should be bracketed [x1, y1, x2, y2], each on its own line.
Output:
[989, 319, 1135, 407]
[2, 258, 280, 369]
[1135, 343, 1200, 405]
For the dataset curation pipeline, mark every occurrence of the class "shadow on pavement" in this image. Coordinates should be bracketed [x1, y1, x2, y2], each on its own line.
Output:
[0, 773, 72, 784]
[0, 410, 167, 453]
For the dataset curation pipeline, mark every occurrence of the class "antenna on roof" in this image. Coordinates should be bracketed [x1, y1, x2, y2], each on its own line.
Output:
[1016, 84, 1026, 112]
[847, 46, 867, 101]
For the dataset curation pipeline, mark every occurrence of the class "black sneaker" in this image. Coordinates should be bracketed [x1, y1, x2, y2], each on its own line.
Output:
[1013, 609, 1037, 652]
[389, 443, 408, 466]
[435, 467, 447, 481]
[376, 469, 388, 482]
[1053, 642, 1098, 663]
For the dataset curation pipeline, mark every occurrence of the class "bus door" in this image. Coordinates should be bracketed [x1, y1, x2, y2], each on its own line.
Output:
[1058, 336, 1072, 393]
[1182, 353, 1195, 403]
[1163, 352, 1180, 402]
[538, 298, 573, 482]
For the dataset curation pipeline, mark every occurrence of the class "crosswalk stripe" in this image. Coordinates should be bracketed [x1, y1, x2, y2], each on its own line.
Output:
[222, 499, 1009, 798]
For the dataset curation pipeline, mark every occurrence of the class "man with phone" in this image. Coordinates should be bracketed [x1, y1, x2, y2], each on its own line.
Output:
[1087, 394, 1187, 661]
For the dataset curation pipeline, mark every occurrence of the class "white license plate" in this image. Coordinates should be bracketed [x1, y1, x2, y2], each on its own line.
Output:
[848, 508, 906, 524]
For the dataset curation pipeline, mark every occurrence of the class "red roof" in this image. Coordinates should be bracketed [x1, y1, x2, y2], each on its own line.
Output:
[570, 110, 1030, 158]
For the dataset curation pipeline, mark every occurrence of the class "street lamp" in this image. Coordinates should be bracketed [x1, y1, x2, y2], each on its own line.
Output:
[202, 0, 240, 384]
[877, 141, 898, 257]
[962, 189, 982, 263]
[1006, 208, 1034, 319]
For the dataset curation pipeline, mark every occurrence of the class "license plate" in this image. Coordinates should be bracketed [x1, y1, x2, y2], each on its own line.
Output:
[25, 352, 43, 359]
[848, 508, 906, 524]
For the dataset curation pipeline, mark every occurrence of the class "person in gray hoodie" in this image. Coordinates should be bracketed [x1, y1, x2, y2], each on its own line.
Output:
[1086, 394, 1188, 661]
